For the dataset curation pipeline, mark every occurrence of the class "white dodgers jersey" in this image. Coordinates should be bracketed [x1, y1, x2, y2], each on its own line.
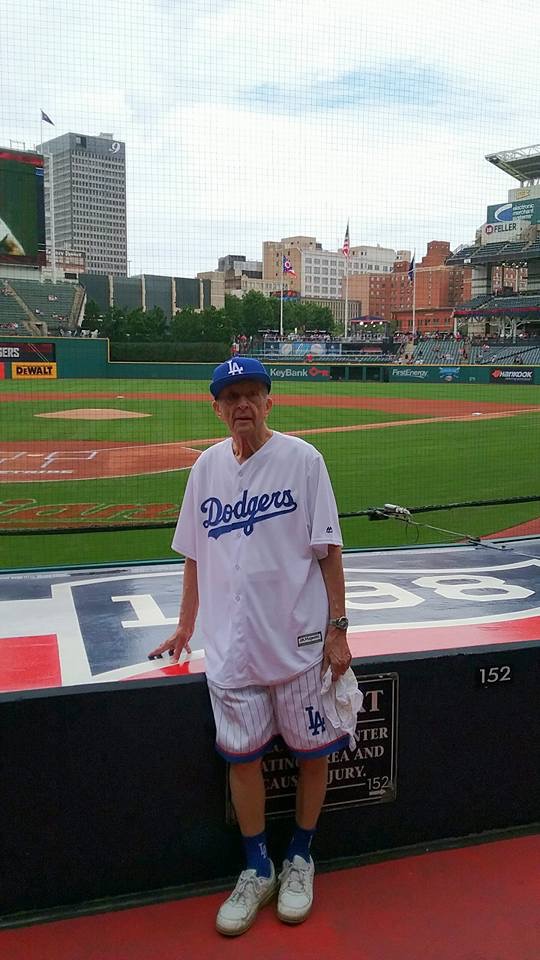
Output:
[172, 432, 342, 688]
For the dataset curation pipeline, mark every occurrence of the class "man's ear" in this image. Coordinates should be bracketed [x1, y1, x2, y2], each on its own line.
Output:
[212, 400, 221, 417]
[265, 394, 273, 414]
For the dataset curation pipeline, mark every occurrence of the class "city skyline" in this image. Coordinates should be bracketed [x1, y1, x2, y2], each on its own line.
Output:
[3, 0, 540, 277]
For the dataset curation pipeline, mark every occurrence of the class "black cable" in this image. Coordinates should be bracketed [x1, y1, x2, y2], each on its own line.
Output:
[1, 494, 539, 535]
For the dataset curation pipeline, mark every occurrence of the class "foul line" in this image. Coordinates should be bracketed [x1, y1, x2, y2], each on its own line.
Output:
[186, 406, 539, 447]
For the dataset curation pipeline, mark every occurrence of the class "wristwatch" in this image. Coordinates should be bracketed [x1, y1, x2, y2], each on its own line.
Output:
[329, 616, 349, 631]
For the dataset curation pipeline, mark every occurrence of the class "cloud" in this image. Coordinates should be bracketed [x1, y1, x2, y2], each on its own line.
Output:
[1, 0, 540, 276]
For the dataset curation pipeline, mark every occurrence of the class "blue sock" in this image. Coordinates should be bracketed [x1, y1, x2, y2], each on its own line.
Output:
[242, 831, 272, 878]
[286, 824, 316, 863]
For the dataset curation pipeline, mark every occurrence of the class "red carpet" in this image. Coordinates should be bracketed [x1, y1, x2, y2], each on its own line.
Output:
[1, 835, 539, 960]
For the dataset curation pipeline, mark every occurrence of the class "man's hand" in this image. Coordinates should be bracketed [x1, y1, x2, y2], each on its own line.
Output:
[321, 626, 352, 681]
[148, 627, 192, 665]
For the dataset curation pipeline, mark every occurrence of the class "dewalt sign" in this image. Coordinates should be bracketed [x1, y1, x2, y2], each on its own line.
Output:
[12, 362, 57, 380]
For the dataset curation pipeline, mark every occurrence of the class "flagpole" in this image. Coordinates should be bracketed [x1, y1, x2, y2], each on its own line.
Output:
[49, 152, 57, 283]
[280, 245, 284, 338]
[40, 113, 57, 282]
[344, 255, 349, 339]
[412, 255, 416, 341]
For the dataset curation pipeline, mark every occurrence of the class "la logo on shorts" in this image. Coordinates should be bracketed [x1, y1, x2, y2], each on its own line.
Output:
[305, 705, 326, 736]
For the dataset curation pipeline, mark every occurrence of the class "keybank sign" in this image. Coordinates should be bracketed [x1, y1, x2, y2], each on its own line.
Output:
[270, 366, 308, 379]
[269, 366, 331, 380]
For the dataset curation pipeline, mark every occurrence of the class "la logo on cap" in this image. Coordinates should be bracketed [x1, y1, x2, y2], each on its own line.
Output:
[228, 360, 244, 375]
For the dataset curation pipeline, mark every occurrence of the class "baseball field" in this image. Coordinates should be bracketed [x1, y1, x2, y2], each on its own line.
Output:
[1, 375, 539, 569]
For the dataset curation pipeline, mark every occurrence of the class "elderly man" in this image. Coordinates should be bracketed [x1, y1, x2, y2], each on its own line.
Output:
[150, 356, 351, 936]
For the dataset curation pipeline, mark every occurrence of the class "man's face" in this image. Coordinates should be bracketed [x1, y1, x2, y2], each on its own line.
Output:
[213, 380, 272, 435]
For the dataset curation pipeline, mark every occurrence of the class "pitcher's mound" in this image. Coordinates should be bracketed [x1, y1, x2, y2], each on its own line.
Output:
[36, 408, 151, 420]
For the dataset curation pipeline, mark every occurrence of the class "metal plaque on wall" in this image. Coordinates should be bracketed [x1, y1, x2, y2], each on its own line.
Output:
[226, 671, 398, 823]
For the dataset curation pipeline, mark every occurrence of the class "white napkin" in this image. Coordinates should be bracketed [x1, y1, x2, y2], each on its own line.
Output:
[321, 667, 364, 750]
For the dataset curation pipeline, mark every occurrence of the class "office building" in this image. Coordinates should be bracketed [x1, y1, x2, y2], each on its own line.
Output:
[43, 132, 127, 276]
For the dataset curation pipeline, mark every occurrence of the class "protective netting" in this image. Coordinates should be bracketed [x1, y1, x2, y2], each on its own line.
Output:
[2, 0, 540, 567]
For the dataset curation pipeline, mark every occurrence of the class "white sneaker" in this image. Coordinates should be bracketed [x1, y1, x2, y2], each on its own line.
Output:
[277, 855, 315, 924]
[216, 863, 276, 936]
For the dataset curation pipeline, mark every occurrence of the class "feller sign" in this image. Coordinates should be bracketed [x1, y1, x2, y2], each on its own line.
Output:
[12, 362, 57, 379]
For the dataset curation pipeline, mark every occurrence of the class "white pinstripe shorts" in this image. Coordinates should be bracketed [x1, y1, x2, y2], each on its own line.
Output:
[207, 660, 350, 763]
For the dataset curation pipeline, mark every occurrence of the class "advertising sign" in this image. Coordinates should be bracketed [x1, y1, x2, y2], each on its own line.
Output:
[486, 199, 540, 225]
[268, 365, 331, 380]
[438, 366, 462, 382]
[0, 342, 55, 362]
[490, 367, 534, 384]
[226, 673, 398, 822]
[0, 148, 46, 266]
[391, 367, 428, 380]
[481, 221, 524, 244]
[278, 341, 341, 357]
[12, 361, 57, 380]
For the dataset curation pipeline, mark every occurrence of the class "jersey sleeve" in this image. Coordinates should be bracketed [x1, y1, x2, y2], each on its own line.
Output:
[306, 453, 343, 559]
[171, 468, 198, 560]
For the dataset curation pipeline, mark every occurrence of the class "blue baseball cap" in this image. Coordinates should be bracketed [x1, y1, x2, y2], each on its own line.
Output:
[210, 356, 272, 399]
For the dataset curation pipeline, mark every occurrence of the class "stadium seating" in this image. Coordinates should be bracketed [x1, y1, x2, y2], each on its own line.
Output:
[0, 283, 28, 331]
[253, 350, 396, 363]
[6, 280, 83, 334]
[447, 237, 540, 265]
[456, 294, 492, 311]
[470, 342, 540, 364]
[411, 341, 462, 364]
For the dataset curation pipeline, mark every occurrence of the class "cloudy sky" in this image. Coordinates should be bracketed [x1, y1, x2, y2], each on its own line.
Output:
[2, 0, 540, 276]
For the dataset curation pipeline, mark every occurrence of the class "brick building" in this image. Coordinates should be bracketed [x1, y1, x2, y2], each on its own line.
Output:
[346, 241, 471, 333]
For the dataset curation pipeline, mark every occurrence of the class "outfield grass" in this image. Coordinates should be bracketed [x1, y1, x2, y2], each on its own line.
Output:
[1, 377, 538, 569]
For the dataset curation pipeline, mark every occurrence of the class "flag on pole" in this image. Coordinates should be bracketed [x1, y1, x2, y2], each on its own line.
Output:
[41, 110, 54, 125]
[408, 254, 415, 283]
[342, 222, 350, 257]
[282, 255, 296, 277]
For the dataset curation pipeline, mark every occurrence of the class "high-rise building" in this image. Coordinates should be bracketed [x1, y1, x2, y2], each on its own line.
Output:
[42, 132, 127, 276]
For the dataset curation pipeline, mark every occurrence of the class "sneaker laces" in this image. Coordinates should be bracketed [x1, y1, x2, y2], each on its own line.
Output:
[228, 870, 265, 907]
[281, 860, 310, 894]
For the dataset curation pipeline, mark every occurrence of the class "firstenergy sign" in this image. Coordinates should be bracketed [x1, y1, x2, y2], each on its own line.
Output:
[12, 362, 57, 379]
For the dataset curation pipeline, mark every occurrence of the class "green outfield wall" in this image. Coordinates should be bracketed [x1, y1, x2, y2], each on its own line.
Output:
[1, 337, 539, 384]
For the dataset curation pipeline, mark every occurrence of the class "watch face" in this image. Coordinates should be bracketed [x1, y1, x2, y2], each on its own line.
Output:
[333, 617, 349, 630]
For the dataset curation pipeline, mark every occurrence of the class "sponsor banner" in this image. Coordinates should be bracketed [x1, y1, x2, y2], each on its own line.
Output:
[0, 341, 55, 361]
[226, 673, 398, 821]
[490, 367, 534, 384]
[486, 198, 540, 225]
[439, 366, 462, 382]
[12, 361, 57, 379]
[268, 365, 331, 380]
[390, 367, 428, 379]
[481, 221, 525, 244]
[277, 341, 341, 357]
